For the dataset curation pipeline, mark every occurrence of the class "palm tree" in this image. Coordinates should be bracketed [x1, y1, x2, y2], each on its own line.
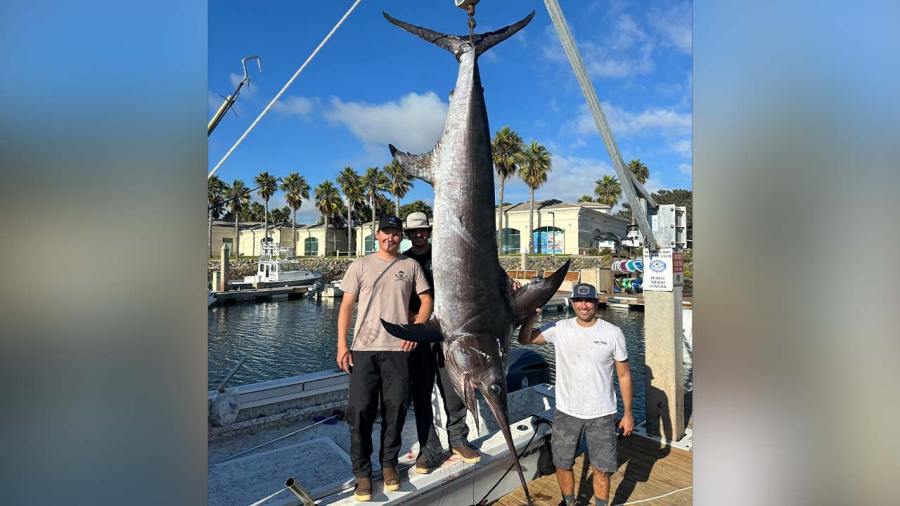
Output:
[594, 175, 622, 207]
[492, 126, 524, 250]
[281, 172, 310, 256]
[578, 195, 594, 203]
[254, 171, 278, 239]
[627, 159, 649, 184]
[337, 167, 363, 257]
[315, 180, 341, 255]
[362, 167, 388, 246]
[383, 160, 412, 218]
[227, 179, 250, 257]
[516, 141, 552, 255]
[208, 176, 227, 257]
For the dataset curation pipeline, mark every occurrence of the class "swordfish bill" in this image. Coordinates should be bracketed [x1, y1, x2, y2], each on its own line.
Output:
[379, 11, 569, 505]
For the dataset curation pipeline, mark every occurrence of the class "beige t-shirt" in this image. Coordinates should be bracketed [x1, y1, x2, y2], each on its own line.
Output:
[341, 254, 430, 351]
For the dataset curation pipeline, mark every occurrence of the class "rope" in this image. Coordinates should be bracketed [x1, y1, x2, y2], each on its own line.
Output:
[475, 417, 551, 505]
[613, 486, 693, 505]
[248, 487, 287, 506]
[208, 0, 364, 178]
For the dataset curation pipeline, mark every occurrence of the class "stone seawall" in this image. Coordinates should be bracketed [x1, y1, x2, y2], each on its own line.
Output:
[209, 255, 609, 283]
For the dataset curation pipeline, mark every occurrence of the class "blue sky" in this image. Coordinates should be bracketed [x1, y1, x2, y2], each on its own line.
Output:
[209, 0, 692, 224]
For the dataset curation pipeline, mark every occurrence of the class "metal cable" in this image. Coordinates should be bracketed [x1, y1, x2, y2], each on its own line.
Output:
[208, 0, 364, 178]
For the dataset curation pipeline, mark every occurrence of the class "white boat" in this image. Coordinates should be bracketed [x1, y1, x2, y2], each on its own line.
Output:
[244, 239, 321, 288]
[208, 371, 557, 506]
[208, 290, 216, 307]
[322, 280, 343, 298]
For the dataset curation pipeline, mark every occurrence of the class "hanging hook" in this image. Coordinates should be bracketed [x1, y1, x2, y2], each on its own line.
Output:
[241, 55, 262, 85]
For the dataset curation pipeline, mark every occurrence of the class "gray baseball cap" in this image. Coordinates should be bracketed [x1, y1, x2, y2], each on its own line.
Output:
[404, 212, 431, 230]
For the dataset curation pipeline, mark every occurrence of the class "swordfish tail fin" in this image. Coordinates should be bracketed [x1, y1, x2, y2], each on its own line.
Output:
[511, 260, 571, 328]
[382, 11, 535, 59]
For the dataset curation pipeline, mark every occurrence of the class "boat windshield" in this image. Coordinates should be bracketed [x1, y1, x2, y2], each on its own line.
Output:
[279, 263, 301, 272]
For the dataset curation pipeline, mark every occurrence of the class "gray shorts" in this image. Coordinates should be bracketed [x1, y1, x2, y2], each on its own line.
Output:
[551, 409, 618, 473]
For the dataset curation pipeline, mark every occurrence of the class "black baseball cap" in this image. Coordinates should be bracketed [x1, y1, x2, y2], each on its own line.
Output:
[571, 283, 598, 300]
[378, 215, 403, 232]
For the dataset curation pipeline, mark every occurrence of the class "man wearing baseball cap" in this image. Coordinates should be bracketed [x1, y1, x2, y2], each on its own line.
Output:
[401, 211, 482, 473]
[518, 283, 634, 506]
[336, 215, 432, 500]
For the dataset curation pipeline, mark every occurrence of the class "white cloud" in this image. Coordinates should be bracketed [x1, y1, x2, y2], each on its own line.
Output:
[273, 95, 316, 118]
[229, 73, 258, 99]
[323, 92, 448, 153]
[670, 138, 692, 157]
[503, 152, 616, 205]
[679, 163, 692, 176]
[648, 1, 692, 55]
[541, 16, 655, 79]
[571, 103, 691, 138]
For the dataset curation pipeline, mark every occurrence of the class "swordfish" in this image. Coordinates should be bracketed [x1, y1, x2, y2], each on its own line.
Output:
[379, 11, 570, 504]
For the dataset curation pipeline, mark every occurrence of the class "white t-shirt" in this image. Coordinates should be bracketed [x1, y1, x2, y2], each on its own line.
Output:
[540, 317, 628, 419]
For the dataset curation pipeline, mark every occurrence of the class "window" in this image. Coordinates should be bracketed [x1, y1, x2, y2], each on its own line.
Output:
[304, 237, 319, 256]
[533, 226, 564, 254]
[364, 235, 376, 254]
[497, 228, 520, 254]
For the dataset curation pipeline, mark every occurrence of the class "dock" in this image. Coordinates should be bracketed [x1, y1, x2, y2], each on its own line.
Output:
[211, 285, 312, 305]
[491, 434, 692, 505]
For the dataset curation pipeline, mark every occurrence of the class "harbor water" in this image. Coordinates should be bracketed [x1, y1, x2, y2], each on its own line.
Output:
[209, 297, 687, 424]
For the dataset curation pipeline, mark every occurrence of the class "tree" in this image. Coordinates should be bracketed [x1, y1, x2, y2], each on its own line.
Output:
[577, 195, 594, 203]
[383, 160, 412, 217]
[337, 167, 363, 257]
[244, 202, 266, 223]
[315, 180, 341, 255]
[362, 167, 388, 244]
[492, 126, 524, 250]
[226, 179, 250, 257]
[269, 206, 291, 227]
[627, 159, 649, 184]
[516, 141, 552, 255]
[594, 175, 622, 207]
[254, 171, 278, 239]
[399, 200, 432, 220]
[281, 172, 310, 256]
[207, 176, 227, 257]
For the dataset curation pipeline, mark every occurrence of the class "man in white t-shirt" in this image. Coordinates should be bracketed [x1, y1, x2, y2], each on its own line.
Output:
[518, 283, 634, 506]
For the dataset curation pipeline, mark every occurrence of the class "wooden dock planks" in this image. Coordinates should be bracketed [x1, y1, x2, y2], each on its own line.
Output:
[491, 434, 692, 505]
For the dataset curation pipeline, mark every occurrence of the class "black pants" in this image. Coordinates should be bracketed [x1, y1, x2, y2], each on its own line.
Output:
[409, 344, 470, 464]
[347, 350, 411, 478]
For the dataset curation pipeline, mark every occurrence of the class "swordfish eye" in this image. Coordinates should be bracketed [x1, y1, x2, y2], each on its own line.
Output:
[489, 383, 502, 396]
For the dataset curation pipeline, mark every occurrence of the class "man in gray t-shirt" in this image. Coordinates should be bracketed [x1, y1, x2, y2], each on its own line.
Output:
[336, 216, 432, 501]
[518, 283, 633, 506]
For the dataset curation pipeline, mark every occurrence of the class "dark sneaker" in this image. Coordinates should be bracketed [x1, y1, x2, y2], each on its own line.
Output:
[451, 443, 481, 463]
[382, 466, 401, 491]
[415, 453, 437, 475]
[353, 476, 372, 501]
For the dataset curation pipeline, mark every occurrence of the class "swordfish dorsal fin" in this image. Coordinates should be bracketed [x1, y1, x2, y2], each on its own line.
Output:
[382, 11, 535, 60]
[388, 144, 435, 186]
[511, 260, 571, 328]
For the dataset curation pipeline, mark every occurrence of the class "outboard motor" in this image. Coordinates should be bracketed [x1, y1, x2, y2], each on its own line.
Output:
[506, 348, 550, 393]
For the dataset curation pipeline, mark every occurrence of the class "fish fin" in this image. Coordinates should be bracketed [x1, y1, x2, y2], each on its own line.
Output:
[380, 317, 443, 343]
[511, 259, 571, 327]
[383, 11, 534, 60]
[388, 144, 434, 186]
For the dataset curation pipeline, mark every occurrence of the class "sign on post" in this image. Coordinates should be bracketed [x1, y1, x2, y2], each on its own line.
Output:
[642, 248, 683, 291]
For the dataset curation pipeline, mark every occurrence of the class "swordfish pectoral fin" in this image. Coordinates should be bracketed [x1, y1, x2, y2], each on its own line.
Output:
[380, 317, 444, 343]
[388, 144, 434, 186]
[511, 259, 571, 328]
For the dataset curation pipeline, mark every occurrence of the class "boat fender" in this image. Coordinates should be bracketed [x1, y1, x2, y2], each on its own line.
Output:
[209, 390, 240, 427]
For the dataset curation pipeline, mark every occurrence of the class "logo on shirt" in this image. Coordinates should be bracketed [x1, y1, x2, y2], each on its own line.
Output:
[394, 270, 408, 281]
[593, 340, 608, 345]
